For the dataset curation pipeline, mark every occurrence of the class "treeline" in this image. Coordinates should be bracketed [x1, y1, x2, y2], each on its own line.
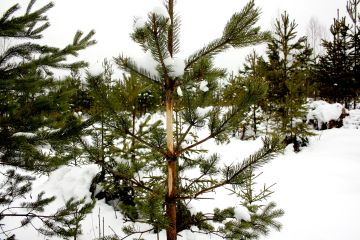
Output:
[230, 0, 359, 149]
[314, 0, 360, 108]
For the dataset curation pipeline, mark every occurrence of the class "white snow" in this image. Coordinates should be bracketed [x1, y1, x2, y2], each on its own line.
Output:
[38, 165, 99, 201]
[36, 143, 54, 156]
[343, 109, 360, 129]
[199, 80, 209, 92]
[81, 135, 94, 146]
[2, 109, 360, 240]
[73, 111, 83, 118]
[133, 16, 147, 30]
[152, 5, 168, 18]
[187, 202, 197, 215]
[132, 50, 159, 78]
[177, 86, 183, 96]
[132, 4, 168, 31]
[258, 127, 360, 240]
[307, 101, 346, 129]
[12, 132, 37, 138]
[308, 100, 328, 109]
[234, 205, 251, 222]
[164, 56, 185, 77]
[196, 106, 212, 118]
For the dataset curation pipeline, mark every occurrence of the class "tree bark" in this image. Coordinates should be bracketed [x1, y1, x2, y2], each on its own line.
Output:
[166, 1, 177, 238]
[165, 87, 177, 240]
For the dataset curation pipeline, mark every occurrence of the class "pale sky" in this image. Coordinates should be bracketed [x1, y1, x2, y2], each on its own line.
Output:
[0, 0, 349, 75]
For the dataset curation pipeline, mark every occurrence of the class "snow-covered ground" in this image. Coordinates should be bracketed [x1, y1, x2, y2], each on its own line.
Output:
[259, 127, 360, 240]
[1, 110, 360, 240]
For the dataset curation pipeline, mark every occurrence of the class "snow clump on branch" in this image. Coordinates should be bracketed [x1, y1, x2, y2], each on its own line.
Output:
[199, 80, 209, 92]
[164, 57, 185, 77]
[152, 5, 169, 18]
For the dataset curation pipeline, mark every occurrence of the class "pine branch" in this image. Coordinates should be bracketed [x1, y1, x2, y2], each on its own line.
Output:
[89, 102, 166, 159]
[188, 228, 224, 239]
[185, 0, 269, 70]
[93, 154, 153, 193]
[175, 123, 194, 150]
[167, 0, 174, 57]
[0, 4, 20, 23]
[180, 137, 283, 199]
[76, 135, 101, 163]
[48, 117, 98, 141]
[185, 38, 229, 71]
[114, 55, 161, 85]
[0, 224, 23, 236]
[0, 42, 43, 66]
[0, 212, 71, 218]
[181, 106, 244, 152]
[124, 129, 167, 157]
[182, 155, 219, 194]
[119, 227, 154, 240]
[2, 30, 95, 76]
[27, 1, 53, 20]
[148, 14, 171, 80]
[27, 22, 50, 37]
[87, 74, 168, 157]
[77, 132, 153, 192]
[78, 137, 152, 192]
[61, 30, 97, 57]
[181, 134, 214, 153]
[25, 0, 36, 15]
[0, 1, 54, 39]
[166, 0, 181, 56]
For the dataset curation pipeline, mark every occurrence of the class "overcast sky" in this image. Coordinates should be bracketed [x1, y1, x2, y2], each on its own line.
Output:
[0, 0, 349, 75]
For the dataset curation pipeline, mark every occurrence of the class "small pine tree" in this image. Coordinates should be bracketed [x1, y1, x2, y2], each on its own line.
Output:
[0, 0, 95, 238]
[0, 0, 96, 171]
[67, 1, 284, 240]
[39, 198, 95, 240]
[315, 16, 353, 107]
[239, 50, 268, 139]
[0, 170, 95, 240]
[262, 11, 313, 151]
[346, 0, 360, 107]
[0, 170, 55, 240]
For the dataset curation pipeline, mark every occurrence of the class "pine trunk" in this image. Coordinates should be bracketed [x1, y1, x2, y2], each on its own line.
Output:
[166, 0, 177, 238]
[253, 106, 257, 139]
[165, 87, 177, 240]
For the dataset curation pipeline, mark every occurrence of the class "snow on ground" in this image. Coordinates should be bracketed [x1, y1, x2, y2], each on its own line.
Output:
[344, 109, 360, 129]
[307, 100, 347, 129]
[2, 110, 360, 240]
[259, 128, 360, 240]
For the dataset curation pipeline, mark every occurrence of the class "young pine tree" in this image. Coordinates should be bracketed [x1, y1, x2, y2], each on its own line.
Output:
[0, 0, 95, 238]
[262, 11, 313, 151]
[0, 0, 96, 171]
[238, 50, 268, 139]
[315, 16, 353, 107]
[347, 0, 360, 107]
[71, 1, 284, 240]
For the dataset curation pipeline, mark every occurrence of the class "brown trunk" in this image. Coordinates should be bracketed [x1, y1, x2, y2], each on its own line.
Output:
[131, 111, 136, 162]
[165, 88, 177, 240]
[166, 1, 176, 238]
[166, 160, 177, 240]
[253, 106, 257, 139]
